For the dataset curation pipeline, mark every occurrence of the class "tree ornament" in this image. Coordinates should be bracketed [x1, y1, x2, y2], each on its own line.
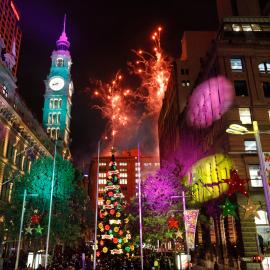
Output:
[116, 212, 121, 218]
[117, 244, 122, 249]
[114, 227, 119, 233]
[113, 237, 118, 244]
[118, 238, 123, 243]
[105, 225, 110, 231]
[25, 225, 33, 235]
[119, 230, 123, 236]
[98, 223, 104, 229]
[100, 240, 104, 246]
[167, 215, 179, 230]
[123, 237, 128, 243]
[125, 246, 131, 252]
[35, 225, 44, 235]
[224, 169, 249, 197]
[31, 210, 41, 225]
[108, 191, 114, 197]
[96, 251, 100, 257]
[175, 230, 183, 239]
[130, 245, 135, 251]
[106, 200, 111, 205]
[240, 198, 260, 219]
[110, 209, 115, 215]
[109, 229, 113, 234]
[165, 230, 174, 239]
[219, 197, 238, 218]
[102, 247, 108, 253]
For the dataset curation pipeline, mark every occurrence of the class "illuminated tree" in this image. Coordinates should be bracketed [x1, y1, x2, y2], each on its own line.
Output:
[1, 155, 91, 247]
[96, 154, 134, 258]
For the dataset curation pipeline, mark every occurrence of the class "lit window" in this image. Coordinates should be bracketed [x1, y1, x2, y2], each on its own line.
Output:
[255, 210, 268, 225]
[230, 59, 243, 71]
[242, 24, 252, 31]
[99, 162, 106, 166]
[186, 80, 190, 87]
[120, 173, 127, 177]
[262, 82, 270, 97]
[244, 140, 257, 151]
[248, 165, 262, 187]
[239, 108, 251, 124]
[223, 24, 232, 31]
[258, 62, 270, 73]
[181, 80, 186, 87]
[268, 110, 270, 121]
[99, 173, 106, 178]
[119, 162, 127, 166]
[49, 99, 54, 109]
[232, 24, 241, 31]
[251, 24, 261, 31]
[234, 80, 248, 96]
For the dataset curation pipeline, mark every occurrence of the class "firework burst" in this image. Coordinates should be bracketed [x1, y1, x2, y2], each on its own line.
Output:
[130, 26, 171, 114]
[91, 72, 133, 141]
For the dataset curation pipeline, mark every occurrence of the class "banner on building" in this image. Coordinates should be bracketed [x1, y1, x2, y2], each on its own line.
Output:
[184, 209, 199, 250]
[264, 153, 270, 183]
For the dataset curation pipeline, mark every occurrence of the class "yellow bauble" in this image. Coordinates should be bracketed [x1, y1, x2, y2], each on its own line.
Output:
[98, 223, 103, 228]
[106, 200, 111, 205]
[114, 227, 119, 233]
[100, 228, 104, 232]
[117, 244, 122, 249]
[102, 247, 108, 253]
[116, 212, 121, 218]
[123, 237, 128, 243]
[130, 245, 134, 251]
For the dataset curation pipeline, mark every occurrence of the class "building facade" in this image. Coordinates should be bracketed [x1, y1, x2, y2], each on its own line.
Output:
[89, 149, 159, 209]
[158, 2, 270, 269]
[0, 0, 22, 76]
[42, 17, 73, 159]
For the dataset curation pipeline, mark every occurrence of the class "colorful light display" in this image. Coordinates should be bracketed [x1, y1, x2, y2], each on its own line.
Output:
[97, 154, 133, 257]
[186, 76, 234, 128]
[184, 210, 199, 250]
[219, 198, 238, 218]
[130, 26, 171, 113]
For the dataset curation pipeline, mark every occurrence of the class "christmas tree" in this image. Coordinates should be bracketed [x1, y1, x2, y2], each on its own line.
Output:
[96, 153, 134, 258]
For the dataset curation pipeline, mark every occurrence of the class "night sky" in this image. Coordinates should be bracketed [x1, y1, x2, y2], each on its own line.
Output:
[15, 0, 218, 167]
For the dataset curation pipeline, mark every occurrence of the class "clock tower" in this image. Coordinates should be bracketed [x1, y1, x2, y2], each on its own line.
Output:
[42, 16, 73, 159]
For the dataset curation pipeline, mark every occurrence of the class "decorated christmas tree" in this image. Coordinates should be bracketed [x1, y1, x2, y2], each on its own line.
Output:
[96, 152, 134, 258]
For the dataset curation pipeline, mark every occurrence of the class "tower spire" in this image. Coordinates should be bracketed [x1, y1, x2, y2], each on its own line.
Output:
[56, 14, 70, 51]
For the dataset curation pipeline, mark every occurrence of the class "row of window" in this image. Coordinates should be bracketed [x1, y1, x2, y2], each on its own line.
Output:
[224, 23, 269, 32]
[47, 127, 60, 140]
[238, 108, 270, 125]
[120, 179, 127, 185]
[48, 113, 61, 125]
[49, 98, 62, 109]
[234, 80, 270, 98]
[230, 58, 270, 73]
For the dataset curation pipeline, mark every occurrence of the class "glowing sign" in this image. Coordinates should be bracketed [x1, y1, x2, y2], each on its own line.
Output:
[184, 209, 199, 250]
[10, 1, 20, 21]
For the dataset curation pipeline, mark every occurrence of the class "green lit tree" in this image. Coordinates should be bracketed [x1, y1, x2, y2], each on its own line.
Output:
[96, 154, 134, 259]
[0, 155, 92, 249]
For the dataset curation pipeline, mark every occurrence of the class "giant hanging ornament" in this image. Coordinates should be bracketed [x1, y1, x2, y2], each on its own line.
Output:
[31, 210, 41, 225]
[240, 198, 260, 219]
[167, 215, 179, 230]
[35, 225, 44, 235]
[219, 198, 238, 218]
[224, 169, 249, 197]
[25, 225, 33, 235]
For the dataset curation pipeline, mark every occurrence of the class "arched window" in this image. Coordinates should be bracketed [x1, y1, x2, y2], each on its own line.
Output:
[56, 58, 64, 67]
[258, 62, 270, 73]
[54, 99, 58, 108]
[49, 99, 54, 109]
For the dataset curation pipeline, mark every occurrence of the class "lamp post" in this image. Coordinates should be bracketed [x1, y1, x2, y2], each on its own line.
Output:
[226, 121, 270, 224]
[15, 190, 38, 270]
[45, 141, 57, 268]
[93, 140, 101, 270]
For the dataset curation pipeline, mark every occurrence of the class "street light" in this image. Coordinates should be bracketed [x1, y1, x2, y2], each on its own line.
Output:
[226, 121, 270, 225]
[15, 189, 38, 270]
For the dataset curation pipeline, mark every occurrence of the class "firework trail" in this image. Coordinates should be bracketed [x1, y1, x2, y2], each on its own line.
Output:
[91, 72, 135, 145]
[129, 26, 171, 114]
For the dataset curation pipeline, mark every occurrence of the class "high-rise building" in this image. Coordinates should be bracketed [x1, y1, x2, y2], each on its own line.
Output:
[0, 0, 22, 75]
[42, 17, 73, 159]
[89, 149, 159, 209]
[158, 1, 270, 269]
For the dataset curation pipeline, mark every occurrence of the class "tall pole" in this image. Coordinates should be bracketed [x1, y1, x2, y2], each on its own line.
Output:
[253, 121, 270, 224]
[93, 140, 101, 270]
[45, 141, 57, 268]
[137, 143, 144, 270]
[15, 189, 27, 270]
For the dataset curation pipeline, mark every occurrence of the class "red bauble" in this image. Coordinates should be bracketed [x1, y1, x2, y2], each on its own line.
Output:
[100, 240, 104, 246]
[105, 225, 110, 231]
[108, 191, 114, 197]
[110, 209, 115, 215]
[224, 169, 249, 197]
[96, 251, 100, 257]
[114, 202, 118, 206]
[99, 212, 104, 218]
[167, 216, 179, 230]
[119, 230, 123, 236]
[31, 214, 40, 225]
[113, 237, 118, 244]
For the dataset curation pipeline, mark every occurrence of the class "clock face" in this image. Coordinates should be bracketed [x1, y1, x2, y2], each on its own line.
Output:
[49, 77, 65, 91]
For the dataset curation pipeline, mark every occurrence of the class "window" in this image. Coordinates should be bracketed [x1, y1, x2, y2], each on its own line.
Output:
[251, 24, 261, 31]
[268, 110, 270, 121]
[56, 58, 64, 67]
[258, 62, 270, 73]
[186, 80, 190, 86]
[262, 82, 270, 97]
[49, 99, 54, 109]
[230, 58, 243, 71]
[248, 165, 262, 187]
[119, 162, 127, 166]
[232, 24, 241, 31]
[239, 108, 251, 124]
[234, 80, 248, 96]
[242, 24, 252, 31]
[99, 173, 106, 178]
[244, 140, 257, 151]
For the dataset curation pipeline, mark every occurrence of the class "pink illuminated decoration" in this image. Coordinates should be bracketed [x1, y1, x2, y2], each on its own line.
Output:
[186, 76, 234, 128]
[11, 1, 20, 21]
[184, 210, 199, 250]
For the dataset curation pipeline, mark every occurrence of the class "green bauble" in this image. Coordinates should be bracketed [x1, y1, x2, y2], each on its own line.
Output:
[125, 246, 130, 252]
